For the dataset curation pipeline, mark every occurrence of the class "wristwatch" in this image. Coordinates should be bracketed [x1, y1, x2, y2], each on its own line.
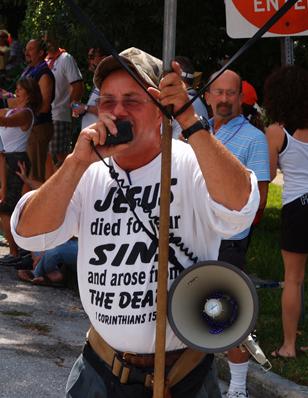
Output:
[79, 104, 88, 117]
[182, 116, 210, 140]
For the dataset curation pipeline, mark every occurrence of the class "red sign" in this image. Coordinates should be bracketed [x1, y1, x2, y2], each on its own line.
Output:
[233, 0, 308, 34]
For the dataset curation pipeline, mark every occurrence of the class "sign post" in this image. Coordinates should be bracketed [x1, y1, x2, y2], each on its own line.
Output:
[281, 36, 294, 65]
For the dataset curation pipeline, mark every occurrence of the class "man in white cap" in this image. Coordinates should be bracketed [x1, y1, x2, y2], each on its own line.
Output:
[11, 47, 259, 398]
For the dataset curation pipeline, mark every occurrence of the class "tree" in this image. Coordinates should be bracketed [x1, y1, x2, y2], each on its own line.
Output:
[0, 0, 26, 36]
[19, 0, 307, 101]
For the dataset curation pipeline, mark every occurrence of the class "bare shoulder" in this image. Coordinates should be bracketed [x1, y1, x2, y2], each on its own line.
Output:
[265, 123, 285, 151]
[39, 73, 52, 82]
[265, 122, 284, 134]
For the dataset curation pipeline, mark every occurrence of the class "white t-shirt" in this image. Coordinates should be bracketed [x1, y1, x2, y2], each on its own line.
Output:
[81, 86, 99, 130]
[50, 52, 83, 122]
[0, 108, 34, 152]
[11, 139, 259, 353]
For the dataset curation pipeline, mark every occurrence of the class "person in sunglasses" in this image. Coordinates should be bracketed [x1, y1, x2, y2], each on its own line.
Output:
[204, 70, 270, 398]
[11, 48, 259, 398]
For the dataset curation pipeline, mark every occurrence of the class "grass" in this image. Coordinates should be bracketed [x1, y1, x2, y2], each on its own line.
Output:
[1, 310, 31, 317]
[247, 183, 308, 385]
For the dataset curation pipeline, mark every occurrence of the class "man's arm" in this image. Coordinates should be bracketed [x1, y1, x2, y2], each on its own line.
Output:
[72, 103, 98, 118]
[157, 62, 252, 211]
[16, 118, 131, 237]
[38, 74, 54, 113]
[187, 131, 251, 211]
[70, 80, 84, 103]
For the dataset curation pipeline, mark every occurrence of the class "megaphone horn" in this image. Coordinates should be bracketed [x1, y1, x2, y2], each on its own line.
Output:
[168, 261, 258, 353]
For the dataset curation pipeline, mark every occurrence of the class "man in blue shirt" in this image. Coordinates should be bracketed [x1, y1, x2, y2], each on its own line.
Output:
[205, 70, 270, 398]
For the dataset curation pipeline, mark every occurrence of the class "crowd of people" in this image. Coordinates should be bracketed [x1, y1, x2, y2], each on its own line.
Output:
[0, 31, 86, 289]
[0, 29, 23, 86]
[0, 28, 307, 398]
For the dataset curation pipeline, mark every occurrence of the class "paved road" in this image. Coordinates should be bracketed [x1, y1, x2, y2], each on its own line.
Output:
[0, 175, 303, 398]
[0, 258, 89, 398]
[1, 256, 243, 398]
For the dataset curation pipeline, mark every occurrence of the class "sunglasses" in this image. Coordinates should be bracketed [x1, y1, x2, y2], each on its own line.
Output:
[95, 95, 152, 112]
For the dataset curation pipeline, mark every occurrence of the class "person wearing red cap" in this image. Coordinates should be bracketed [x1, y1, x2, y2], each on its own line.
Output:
[242, 81, 257, 107]
[241, 81, 264, 134]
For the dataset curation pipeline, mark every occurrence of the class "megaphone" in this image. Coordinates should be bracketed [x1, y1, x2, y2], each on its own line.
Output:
[168, 261, 258, 353]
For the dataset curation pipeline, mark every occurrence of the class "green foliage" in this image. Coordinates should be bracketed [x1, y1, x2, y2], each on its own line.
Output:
[294, 37, 308, 67]
[18, 1, 308, 102]
[248, 184, 283, 280]
[1, 0, 26, 6]
[248, 184, 308, 385]
[20, 0, 72, 45]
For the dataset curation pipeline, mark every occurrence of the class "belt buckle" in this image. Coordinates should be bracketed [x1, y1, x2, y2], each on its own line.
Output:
[144, 372, 154, 389]
[118, 352, 155, 388]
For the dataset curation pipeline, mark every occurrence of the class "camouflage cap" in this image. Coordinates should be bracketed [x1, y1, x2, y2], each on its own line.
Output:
[94, 47, 163, 89]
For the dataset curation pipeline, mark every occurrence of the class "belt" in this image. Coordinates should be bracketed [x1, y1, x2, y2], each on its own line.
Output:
[86, 326, 185, 387]
[122, 349, 185, 368]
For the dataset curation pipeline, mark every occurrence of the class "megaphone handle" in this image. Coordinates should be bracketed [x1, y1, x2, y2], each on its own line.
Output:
[242, 335, 272, 372]
[260, 360, 272, 372]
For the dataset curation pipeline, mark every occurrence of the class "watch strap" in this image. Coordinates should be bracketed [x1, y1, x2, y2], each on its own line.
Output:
[182, 117, 210, 140]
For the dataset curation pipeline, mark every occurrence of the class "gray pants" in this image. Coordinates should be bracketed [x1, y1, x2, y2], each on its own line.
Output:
[65, 353, 222, 398]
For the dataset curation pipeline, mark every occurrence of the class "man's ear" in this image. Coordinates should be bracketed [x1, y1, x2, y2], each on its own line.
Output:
[239, 91, 243, 106]
[204, 91, 210, 106]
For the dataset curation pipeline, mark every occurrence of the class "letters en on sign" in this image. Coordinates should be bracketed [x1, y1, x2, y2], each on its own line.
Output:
[225, 0, 308, 38]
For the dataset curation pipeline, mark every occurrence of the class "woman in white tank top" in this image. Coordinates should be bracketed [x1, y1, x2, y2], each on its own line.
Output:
[264, 65, 308, 358]
[0, 77, 42, 261]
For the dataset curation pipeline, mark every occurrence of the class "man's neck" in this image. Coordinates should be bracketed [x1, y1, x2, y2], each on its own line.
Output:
[33, 58, 44, 67]
[113, 143, 161, 173]
[47, 48, 60, 58]
[213, 115, 240, 133]
[213, 118, 230, 133]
